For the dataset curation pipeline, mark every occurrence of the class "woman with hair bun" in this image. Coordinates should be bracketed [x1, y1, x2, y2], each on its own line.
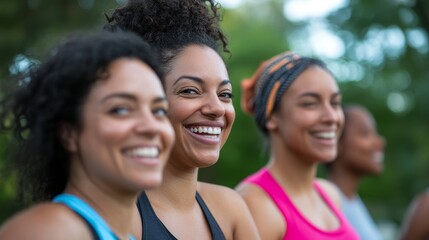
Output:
[105, 1, 260, 239]
[235, 52, 359, 239]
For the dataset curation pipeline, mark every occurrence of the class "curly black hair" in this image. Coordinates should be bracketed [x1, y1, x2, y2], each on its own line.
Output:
[104, 0, 229, 73]
[0, 31, 163, 203]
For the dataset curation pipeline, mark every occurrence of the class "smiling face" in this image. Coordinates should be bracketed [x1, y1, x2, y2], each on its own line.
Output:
[267, 65, 344, 163]
[337, 107, 385, 175]
[66, 58, 175, 193]
[164, 45, 235, 168]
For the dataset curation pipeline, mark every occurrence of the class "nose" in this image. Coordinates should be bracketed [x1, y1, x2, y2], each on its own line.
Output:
[321, 104, 342, 125]
[134, 110, 165, 136]
[201, 93, 225, 118]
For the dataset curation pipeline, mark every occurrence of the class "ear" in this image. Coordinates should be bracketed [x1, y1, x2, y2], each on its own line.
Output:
[266, 114, 278, 131]
[57, 123, 79, 153]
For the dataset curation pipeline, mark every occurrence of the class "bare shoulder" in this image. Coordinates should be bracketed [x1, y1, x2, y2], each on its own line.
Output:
[197, 182, 261, 240]
[400, 191, 429, 240]
[236, 182, 285, 240]
[0, 203, 92, 240]
[197, 181, 245, 207]
[415, 191, 429, 208]
[316, 178, 342, 209]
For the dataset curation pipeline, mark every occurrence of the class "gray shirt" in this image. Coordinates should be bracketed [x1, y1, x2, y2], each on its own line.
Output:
[341, 192, 383, 240]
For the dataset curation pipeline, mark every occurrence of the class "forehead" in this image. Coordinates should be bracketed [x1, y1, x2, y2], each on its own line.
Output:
[165, 45, 228, 83]
[89, 58, 164, 98]
[347, 108, 375, 128]
[287, 65, 339, 96]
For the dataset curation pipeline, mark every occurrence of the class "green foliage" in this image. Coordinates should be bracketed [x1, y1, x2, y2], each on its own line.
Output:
[1, 0, 428, 232]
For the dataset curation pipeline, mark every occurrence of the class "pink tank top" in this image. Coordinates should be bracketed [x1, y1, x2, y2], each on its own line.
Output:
[243, 168, 360, 240]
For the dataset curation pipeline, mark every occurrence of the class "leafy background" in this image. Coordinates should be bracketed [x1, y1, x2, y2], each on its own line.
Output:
[1, 0, 428, 238]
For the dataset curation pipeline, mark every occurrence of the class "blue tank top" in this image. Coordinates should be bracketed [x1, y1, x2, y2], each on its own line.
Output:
[53, 193, 136, 240]
[137, 191, 225, 240]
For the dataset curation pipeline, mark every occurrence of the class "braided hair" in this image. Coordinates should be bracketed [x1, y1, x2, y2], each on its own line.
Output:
[241, 51, 332, 136]
[104, 0, 229, 73]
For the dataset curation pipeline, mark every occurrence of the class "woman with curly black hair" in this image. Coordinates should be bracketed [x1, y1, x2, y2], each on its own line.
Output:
[104, 1, 260, 239]
[0, 31, 175, 240]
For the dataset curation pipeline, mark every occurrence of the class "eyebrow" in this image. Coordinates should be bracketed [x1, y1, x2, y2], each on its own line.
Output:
[101, 93, 167, 104]
[173, 75, 231, 87]
[297, 91, 342, 99]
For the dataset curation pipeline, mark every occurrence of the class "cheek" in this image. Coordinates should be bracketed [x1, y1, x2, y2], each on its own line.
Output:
[337, 110, 345, 127]
[225, 104, 235, 125]
[163, 122, 176, 148]
[168, 102, 192, 124]
[346, 138, 371, 159]
[289, 112, 314, 130]
[95, 121, 130, 145]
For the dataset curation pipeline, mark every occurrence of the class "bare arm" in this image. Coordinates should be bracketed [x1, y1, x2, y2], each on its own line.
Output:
[0, 203, 92, 240]
[229, 189, 261, 240]
[400, 192, 429, 240]
[236, 183, 285, 240]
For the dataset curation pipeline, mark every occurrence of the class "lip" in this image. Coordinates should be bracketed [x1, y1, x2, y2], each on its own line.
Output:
[185, 120, 225, 128]
[122, 145, 162, 167]
[185, 127, 221, 145]
[372, 152, 384, 163]
[184, 120, 225, 145]
[309, 134, 337, 147]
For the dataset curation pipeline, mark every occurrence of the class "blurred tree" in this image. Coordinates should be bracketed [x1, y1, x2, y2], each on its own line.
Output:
[1, 0, 428, 233]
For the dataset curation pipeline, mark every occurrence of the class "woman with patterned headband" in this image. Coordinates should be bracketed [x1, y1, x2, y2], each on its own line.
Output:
[236, 52, 360, 239]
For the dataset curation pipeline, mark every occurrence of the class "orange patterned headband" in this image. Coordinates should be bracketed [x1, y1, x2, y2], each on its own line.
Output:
[241, 51, 328, 135]
[241, 51, 300, 114]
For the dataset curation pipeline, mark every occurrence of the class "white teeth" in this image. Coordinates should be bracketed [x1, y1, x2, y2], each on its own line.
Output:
[373, 152, 384, 163]
[315, 132, 336, 139]
[189, 126, 221, 135]
[125, 147, 159, 158]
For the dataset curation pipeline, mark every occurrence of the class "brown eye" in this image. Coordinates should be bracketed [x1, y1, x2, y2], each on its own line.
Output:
[179, 88, 199, 95]
[219, 92, 233, 99]
[109, 106, 131, 116]
[153, 108, 168, 117]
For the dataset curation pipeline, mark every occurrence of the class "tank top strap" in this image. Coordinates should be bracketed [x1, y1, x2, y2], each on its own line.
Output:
[53, 193, 135, 240]
[195, 192, 226, 240]
[313, 182, 345, 225]
[243, 167, 294, 221]
[137, 191, 177, 240]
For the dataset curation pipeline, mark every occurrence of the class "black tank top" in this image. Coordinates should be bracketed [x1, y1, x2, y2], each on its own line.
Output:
[137, 191, 225, 240]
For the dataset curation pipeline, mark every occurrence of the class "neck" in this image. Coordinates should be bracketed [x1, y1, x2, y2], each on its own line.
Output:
[328, 165, 361, 199]
[146, 160, 199, 210]
[266, 141, 318, 194]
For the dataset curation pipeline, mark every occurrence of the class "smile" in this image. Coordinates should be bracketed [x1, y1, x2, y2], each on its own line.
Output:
[189, 126, 221, 135]
[124, 147, 159, 158]
[313, 131, 336, 139]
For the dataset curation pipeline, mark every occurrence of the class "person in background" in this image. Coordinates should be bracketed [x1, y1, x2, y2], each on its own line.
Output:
[104, 0, 260, 239]
[400, 189, 429, 240]
[0, 31, 175, 240]
[327, 104, 385, 240]
[236, 51, 359, 239]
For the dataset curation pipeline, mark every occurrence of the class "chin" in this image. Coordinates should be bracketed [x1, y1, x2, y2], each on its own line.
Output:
[369, 166, 384, 175]
[136, 175, 163, 190]
[316, 151, 338, 163]
[196, 155, 219, 168]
